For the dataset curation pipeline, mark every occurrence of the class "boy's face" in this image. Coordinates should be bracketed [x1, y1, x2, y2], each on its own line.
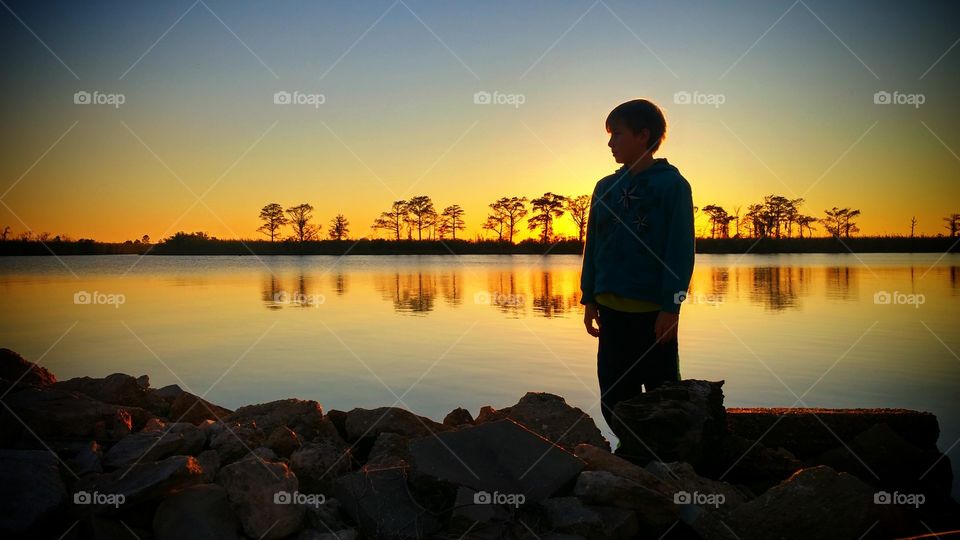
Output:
[607, 119, 651, 165]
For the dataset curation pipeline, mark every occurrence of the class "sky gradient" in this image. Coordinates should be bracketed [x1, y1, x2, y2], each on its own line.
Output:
[1, 0, 958, 242]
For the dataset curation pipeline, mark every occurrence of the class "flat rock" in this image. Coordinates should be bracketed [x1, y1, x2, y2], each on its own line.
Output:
[818, 422, 954, 501]
[409, 419, 584, 503]
[726, 408, 942, 457]
[73, 455, 205, 513]
[103, 424, 206, 469]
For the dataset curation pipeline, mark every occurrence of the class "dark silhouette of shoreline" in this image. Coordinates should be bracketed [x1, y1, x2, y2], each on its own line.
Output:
[1, 235, 958, 256]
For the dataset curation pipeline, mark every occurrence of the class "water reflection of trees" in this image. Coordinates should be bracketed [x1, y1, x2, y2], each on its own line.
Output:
[375, 272, 438, 314]
[530, 271, 577, 317]
[261, 272, 324, 309]
[747, 266, 811, 311]
[824, 266, 856, 301]
[485, 271, 525, 318]
[332, 272, 347, 296]
[259, 261, 907, 315]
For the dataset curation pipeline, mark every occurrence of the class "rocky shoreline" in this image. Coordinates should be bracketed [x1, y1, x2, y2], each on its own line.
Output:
[0, 347, 956, 539]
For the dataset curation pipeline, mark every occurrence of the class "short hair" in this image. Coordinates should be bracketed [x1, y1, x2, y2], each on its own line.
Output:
[605, 99, 667, 153]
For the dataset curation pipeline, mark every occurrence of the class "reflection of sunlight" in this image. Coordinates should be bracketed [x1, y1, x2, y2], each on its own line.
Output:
[252, 257, 959, 317]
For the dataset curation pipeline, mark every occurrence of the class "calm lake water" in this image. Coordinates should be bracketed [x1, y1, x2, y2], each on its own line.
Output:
[1, 253, 958, 495]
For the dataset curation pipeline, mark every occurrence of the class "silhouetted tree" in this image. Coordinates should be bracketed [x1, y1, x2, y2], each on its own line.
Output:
[141, 234, 150, 244]
[286, 203, 319, 242]
[943, 213, 959, 237]
[842, 209, 861, 237]
[527, 192, 567, 243]
[821, 207, 843, 237]
[257, 203, 288, 242]
[373, 200, 407, 240]
[565, 194, 590, 242]
[762, 195, 792, 238]
[482, 214, 505, 240]
[795, 215, 818, 238]
[744, 203, 767, 238]
[702, 204, 733, 238]
[329, 214, 350, 240]
[438, 205, 466, 240]
[910, 216, 918, 238]
[821, 207, 861, 238]
[487, 196, 528, 243]
[1, 226, 10, 241]
[405, 196, 436, 241]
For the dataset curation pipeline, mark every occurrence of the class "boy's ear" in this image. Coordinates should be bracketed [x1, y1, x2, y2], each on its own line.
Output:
[637, 127, 651, 146]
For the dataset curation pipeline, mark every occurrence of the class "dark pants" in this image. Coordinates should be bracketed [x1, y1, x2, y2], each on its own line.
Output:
[596, 304, 681, 436]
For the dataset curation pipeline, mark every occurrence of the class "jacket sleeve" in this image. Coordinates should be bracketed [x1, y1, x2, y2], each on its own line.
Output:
[659, 178, 696, 314]
[580, 182, 601, 305]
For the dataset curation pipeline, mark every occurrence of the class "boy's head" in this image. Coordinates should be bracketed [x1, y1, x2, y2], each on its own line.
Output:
[605, 99, 667, 166]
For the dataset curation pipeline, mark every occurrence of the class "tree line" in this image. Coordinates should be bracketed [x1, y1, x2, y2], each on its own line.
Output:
[256, 193, 593, 244]
[255, 203, 351, 242]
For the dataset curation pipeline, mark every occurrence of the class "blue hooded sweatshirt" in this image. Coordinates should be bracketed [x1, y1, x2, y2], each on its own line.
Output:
[580, 158, 695, 314]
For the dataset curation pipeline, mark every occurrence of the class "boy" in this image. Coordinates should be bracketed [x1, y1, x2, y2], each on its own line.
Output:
[580, 99, 695, 440]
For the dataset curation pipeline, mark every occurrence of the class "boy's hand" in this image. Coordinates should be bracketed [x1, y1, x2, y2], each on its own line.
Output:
[583, 303, 601, 337]
[654, 311, 679, 343]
